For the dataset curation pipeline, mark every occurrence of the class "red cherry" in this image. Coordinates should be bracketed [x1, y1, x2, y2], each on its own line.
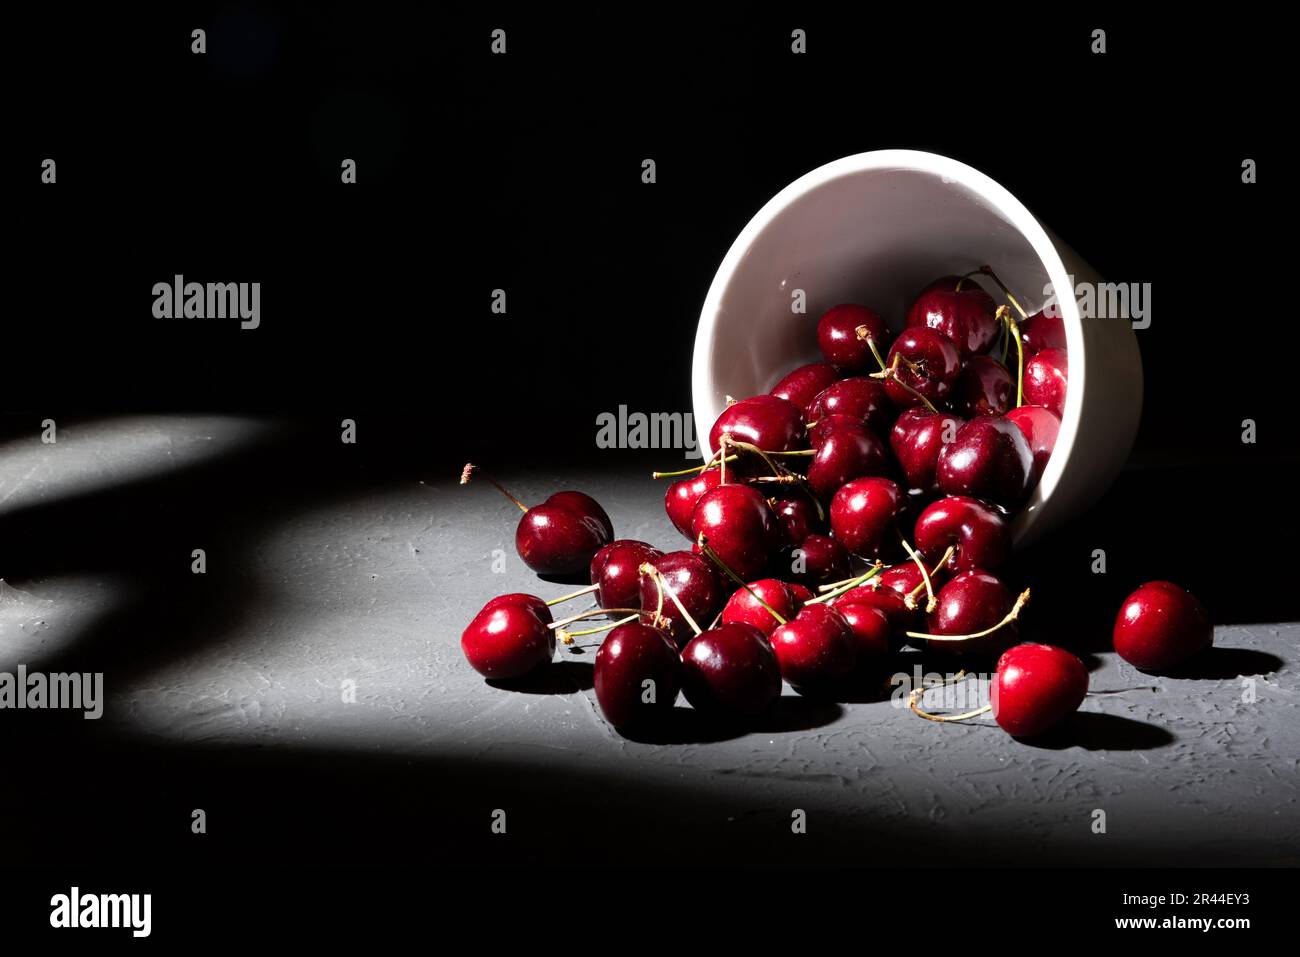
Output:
[832, 584, 911, 631]
[1024, 347, 1068, 419]
[1113, 581, 1213, 672]
[638, 551, 724, 648]
[690, 484, 780, 581]
[680, 623, 783, 718]
[884, 328, 962, 409]
[768, 489, 822, 544]
[890, 408, 964, 493]
[721, 578, 799, 636]
[1019, 309, 1067, 354]
[479, 592, 554, 626]
[709, 394, 807, 454]
[770, 362, 840, 414]
[807, 377, 896, 436]
[807, 420, 888, 501]
[769, 603, 857, 694]
[590, 540, 663, 608]
[809, 413, 871, 447]
[905, 276, 1000, 358]
[461, 602, 554, 679]
[786, 583, 815, 605]
[593, 621, 683, 728]
[920, 570, 1021, 659]
[817, 304, 890, 373]
[786, 533, 851, 588]
[829, 477, 905, 560]
[935, 416, 1033, 506]
[914, 495, 1010, 573]
[1004, 405, 1060, 487]
[664, 467, 725, 540]
[953, 355, 1013, 418]
[835, 602, 895, 663]
[991, 643, 1088, 738]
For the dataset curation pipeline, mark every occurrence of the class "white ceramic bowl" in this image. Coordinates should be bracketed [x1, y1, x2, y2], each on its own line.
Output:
[692, 149, 1142, 546]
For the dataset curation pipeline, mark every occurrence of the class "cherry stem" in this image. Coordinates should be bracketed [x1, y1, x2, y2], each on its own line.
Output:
[652, 454, 740, 480]
[556, 614, 639, 644]
[908, 668, 993, 722]
[545, 583, 600, 606]
[548, 607, 644, 630]
[996, 305, 1026, 408]
[904, 545, 954, 610]
[460, 463, 529, 513]
[978, 265, 1029, 320]
[905, 588, 1031, 642]
[856, 325, 889, 372]
[719, 435, 729, 485]
[639, 562, 702, 637]
[697, 534, 787, 625]
[804, 562, 884, 605]
[870, 355, 940, 414]
[899, 538, 937, 613]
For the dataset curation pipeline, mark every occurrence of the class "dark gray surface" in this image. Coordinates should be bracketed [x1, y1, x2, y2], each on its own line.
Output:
[2, 416, 1297, 866]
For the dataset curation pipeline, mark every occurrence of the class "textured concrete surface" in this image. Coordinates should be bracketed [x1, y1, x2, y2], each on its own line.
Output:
[1, 416, 1297, 866]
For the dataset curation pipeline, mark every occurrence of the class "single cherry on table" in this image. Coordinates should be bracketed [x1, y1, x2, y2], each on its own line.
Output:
[990, 643, 1089, 738]
[680, 622, 783, 719]
[1113, 581, 1213, 672]
[594, 621, 683, 728]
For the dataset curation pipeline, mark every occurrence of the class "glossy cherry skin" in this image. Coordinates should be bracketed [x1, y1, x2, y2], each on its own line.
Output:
[914, 495, 1010, 573]
[787, 583, 815, 605]
[884, 328, 962, 409]
[1005, 405, 1060, 487]
[1024, 347, 1068, 419]
[809, 413, 869, 447]
[836, 602, 895, 664]
[1020, 310, 1067, 355]
[770, 362, 840, 414]
[785, 533, 851, 589]
[479, 592, 553, 626]
[461, 603, 554, 679]
[807, 420, 888, 501]
[990, 643, 1088, 738]
[768, 489, 822, 545]
[890, 408, 964, 493]
[709, 394, 807, 454]
[829, 477, 905, 561]
[936, 416, 1033, 506]
[680, 623, 783, 719]
[906, 277, 1000, 358]
[769, 603, 857, 695]
[1113, 581, 1213, 672]
[920, 570, 1019, 660]
[638, 551, 724, 648]
[593, 622, 683, 728]
[817, 303, 890, 373]
[691, 483, 780, 581]
[807, 378, 895, 437]
[665, 467, 725, 540]
[590, 540, 663, 609]
[721, 578, 799, 636]
[516, 491, 614, 575]
[954, 355, 1013, 418]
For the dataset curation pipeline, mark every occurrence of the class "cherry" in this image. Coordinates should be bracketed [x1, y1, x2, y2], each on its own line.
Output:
[638, 551, 724, 648]
[680, 623, 783, 719]
[1023, 347, 1068, 419]
[817, 303, 890, 373]
[917, 570, 1022, 659]
[1019, 309, 1067, 355]
[786, 583, 815, 605]
[906, 276, 1000, 358]
[807, 378, 895, 436]
[593, 621, 683, 728]
[1005, 405, 1060, 487]
[1113, 581, 1213, 672]
[709, 394, 807, 454]
[462, 465, 614, 576]
[768, 489, 822, 544]
[831, 583, 911, 632]
[914, 495, 1010, 573]
[785, 533, 851, 588]
[807, 420, 888, 501]
[989, 643, 1088, 738]
[664, 467, 725, 540]
[883, 328, 961, 409]
[769, 603, 857, 694]
[809, 413, 870, 447]
[690, 484, 780, 581]
[835, 602, 895, 664]
[479, 592, 553, 626]
[890, 408, 964, 493]
[770, 362, 840, 414]
[721, 578, 799, 636]
[953, 355, 1012, 418]
[935, 416, 1033, 506]
[461, 601, 554, 679]
[590, 540, 663, 608]
[829, 477, 905, 560]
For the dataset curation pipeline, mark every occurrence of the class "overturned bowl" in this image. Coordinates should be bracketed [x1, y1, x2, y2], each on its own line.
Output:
[692, 149, 1142, 546]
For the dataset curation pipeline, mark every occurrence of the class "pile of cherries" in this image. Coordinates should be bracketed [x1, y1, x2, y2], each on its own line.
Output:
[461, 269, 1212, 740]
